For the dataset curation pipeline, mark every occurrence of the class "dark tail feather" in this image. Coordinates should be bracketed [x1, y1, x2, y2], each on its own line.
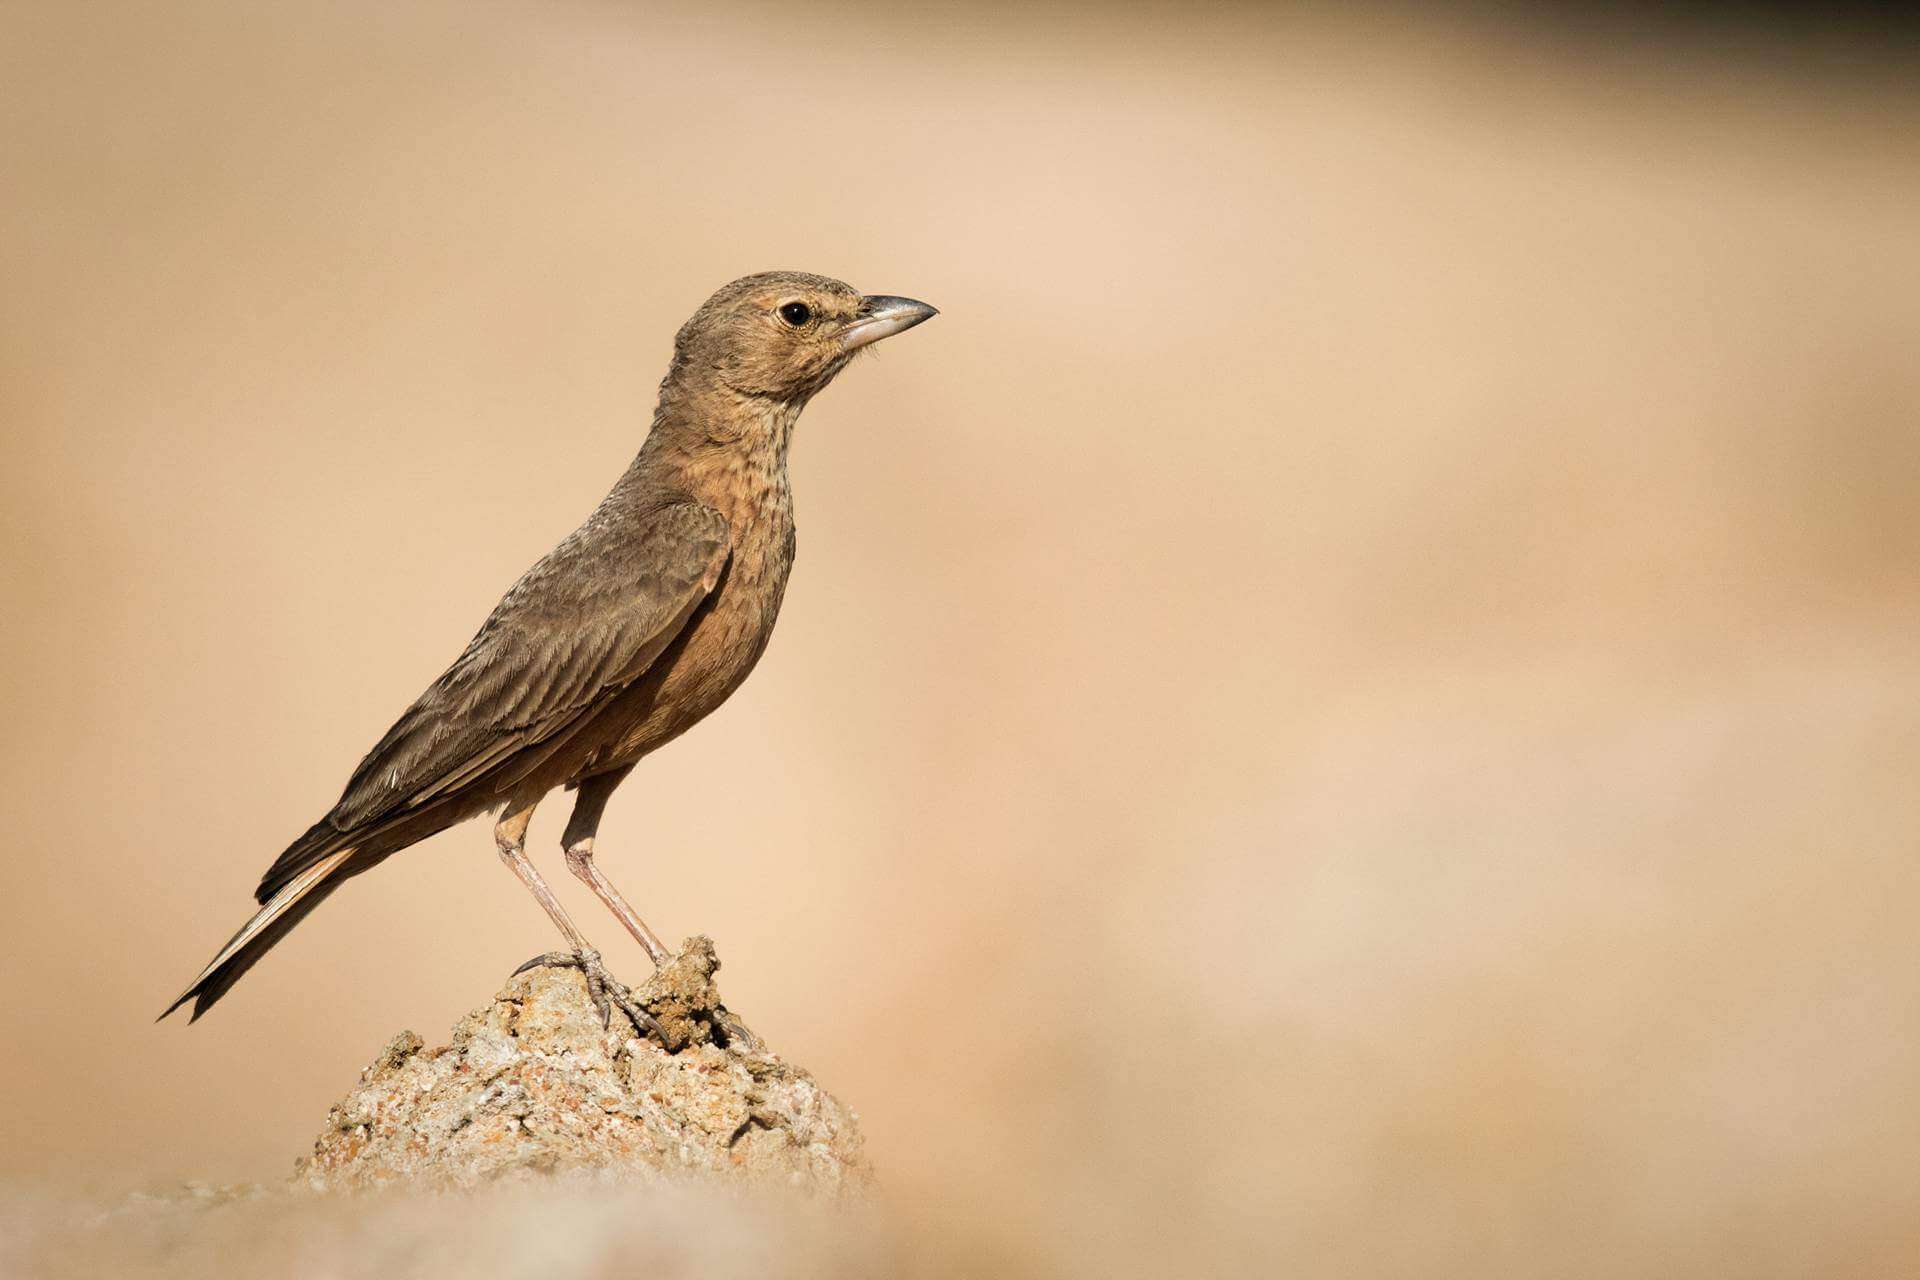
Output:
[256, 816, 351, 905]
[159, 845, 358, 1022]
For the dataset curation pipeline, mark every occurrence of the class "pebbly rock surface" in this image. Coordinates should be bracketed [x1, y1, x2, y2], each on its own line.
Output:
[295, 938, 869, 1195]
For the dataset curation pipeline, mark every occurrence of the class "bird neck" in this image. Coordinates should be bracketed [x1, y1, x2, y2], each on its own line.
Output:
[623, 380, 802, 526]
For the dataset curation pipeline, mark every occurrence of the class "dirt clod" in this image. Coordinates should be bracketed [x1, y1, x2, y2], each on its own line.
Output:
[295, 937, 868, 1195]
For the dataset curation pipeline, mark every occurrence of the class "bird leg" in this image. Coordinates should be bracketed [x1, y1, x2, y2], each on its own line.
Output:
[562, 769, 674, 968]
[495, 801, 664, 1042]
[562, 771, 765, 1052]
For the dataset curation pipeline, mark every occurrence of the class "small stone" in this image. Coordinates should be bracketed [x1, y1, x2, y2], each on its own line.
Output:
[367, 1030, 424, 1076]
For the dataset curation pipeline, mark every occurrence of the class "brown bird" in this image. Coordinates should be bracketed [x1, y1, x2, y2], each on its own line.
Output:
[162, 271, 937, 1031]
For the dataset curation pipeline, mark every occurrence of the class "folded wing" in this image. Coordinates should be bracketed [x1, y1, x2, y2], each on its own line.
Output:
[255, 499, 730, 903]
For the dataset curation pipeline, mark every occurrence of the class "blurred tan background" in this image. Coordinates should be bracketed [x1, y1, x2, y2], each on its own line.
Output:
[4, 1, 1920, 1275]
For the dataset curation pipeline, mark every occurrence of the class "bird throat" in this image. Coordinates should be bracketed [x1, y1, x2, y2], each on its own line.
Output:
[642, 384, 800, 530]
[720, 398, 798, 526]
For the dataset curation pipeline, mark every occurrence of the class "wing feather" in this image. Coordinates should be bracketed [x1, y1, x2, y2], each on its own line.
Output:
[307, 500, 727, 837]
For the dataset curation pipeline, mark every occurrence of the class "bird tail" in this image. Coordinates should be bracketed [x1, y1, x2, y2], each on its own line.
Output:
[158, 845, 358, 1023]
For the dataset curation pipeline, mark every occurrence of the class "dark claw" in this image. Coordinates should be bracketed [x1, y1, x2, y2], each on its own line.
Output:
[601, 981, 667, 1043]
[513, 950, 580, 977]
[714, 1007, 763, 1054]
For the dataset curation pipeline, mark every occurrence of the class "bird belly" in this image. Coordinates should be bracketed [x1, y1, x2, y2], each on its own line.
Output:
[570, 549, 790, 781]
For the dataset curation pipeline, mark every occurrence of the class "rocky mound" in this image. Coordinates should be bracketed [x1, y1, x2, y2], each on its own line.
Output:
[294, 938, 869, 1195]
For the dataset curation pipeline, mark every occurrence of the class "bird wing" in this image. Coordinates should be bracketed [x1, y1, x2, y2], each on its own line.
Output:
[323, 500, 730, 835]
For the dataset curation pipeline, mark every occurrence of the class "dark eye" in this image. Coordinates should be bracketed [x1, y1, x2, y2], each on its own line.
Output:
[778, 301, 812, 327]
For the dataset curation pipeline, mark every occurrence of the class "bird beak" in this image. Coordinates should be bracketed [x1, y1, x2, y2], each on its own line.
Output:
[839, 296, 939, 351]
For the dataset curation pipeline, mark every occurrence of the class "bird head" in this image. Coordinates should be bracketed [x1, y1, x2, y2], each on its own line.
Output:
[669, 271, 938, 404]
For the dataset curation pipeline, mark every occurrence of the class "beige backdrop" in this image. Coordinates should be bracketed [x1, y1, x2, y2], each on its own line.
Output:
[4, 2, 1920, 1275]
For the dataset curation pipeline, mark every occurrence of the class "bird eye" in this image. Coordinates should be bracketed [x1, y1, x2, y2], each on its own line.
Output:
[777, 301, 812, 327]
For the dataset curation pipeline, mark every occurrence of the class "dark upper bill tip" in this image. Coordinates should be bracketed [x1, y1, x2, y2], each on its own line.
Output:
[840, 295, 939, 351]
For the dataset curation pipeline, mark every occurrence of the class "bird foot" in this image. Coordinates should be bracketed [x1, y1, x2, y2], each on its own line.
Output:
[513, 948, 666, 1043]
